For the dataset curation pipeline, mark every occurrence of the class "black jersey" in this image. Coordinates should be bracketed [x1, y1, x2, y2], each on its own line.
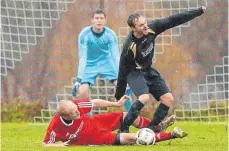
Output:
[115, 7, 204, 100]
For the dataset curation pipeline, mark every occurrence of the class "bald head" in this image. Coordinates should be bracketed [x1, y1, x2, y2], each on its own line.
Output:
[56, 100, 80, 120]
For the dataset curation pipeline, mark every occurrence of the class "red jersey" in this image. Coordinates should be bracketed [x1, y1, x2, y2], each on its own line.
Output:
[43, 99, 123, 145]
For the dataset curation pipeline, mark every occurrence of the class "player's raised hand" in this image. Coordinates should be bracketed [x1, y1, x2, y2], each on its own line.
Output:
[201, 6, 206, 12]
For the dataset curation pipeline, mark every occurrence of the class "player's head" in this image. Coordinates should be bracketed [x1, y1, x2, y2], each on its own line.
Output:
[91, 9, 106, 32]
[56, 100, 80, 120]
[127, 13, 149, 37]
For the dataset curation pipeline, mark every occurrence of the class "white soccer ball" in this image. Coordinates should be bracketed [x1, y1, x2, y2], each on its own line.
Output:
[136, 128, 156, 145]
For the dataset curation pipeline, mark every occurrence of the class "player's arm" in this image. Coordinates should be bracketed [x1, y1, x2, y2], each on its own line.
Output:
[77, 33, 88, 81]
[109, 31, 120, 68]
[42, 121, 67, 147]
[91, 95, 130, 108]
[42, 143, 67, 147]
[148, 6, 206, 35]
[115, 39, 134, 100]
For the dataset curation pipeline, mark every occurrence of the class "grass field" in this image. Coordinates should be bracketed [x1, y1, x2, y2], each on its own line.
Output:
[2, 122, 228, 151]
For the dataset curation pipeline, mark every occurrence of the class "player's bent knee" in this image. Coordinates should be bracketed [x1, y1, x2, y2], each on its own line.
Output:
[138, 94, 150, 104]
[160, 93, 174, 106]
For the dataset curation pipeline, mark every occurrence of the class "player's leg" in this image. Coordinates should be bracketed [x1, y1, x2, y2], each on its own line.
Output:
[148, 94, 173, 129]
[146, 68, 174, 130]
[115, 133, 136, 145]
[152, 114, 176, 132]
[119, 112, 150, 131]
[119, 71, 151, 133]
[96, 111, 171, 134]
[93, 132, 136, 145]
[91, 112, 153, 132]
[92, 112, 124, 131]
[171, 127, 188, 138]
[78, 83, 90, 99]
[155, 126, 188, 143]
[116, 126, 188, 146]
[85, 112, 136, 145]
[73, 65, 98, 99]
[115, 127, 188, 146]
[94, 112, 151, 132]
[78, 66, 99, 115]
[121, 112, 175, 132]
[79, 84, 94, 115]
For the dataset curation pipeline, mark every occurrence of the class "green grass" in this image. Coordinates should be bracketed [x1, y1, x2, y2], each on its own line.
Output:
[1, 122, 228, 151]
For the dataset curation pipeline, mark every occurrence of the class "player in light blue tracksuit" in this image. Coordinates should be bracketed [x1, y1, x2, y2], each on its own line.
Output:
[72, 9, 132, 113]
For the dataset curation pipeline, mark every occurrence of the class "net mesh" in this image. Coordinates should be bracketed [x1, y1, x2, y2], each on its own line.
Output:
[1, 0, 75, 76]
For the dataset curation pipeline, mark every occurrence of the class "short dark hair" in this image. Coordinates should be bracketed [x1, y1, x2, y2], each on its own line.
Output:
[127, 13, 141, 27]
[92, 9, 106, 18]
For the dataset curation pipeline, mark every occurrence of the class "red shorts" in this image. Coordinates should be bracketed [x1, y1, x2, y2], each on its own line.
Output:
[70, 112, 123, 146]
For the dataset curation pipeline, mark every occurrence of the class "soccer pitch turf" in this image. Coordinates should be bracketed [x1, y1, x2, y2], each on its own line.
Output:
[2, 122, 228, 151]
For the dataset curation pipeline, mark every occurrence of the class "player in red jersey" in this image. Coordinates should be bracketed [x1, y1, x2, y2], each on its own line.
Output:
[42, 95, 187, 147]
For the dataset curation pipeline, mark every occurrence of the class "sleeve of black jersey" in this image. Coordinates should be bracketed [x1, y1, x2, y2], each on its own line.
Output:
[115, 45, 133, 100]
[148, 7, 205, 35]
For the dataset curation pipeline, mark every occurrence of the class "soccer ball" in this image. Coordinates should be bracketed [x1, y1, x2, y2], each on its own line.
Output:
[136, 128, 156, 145]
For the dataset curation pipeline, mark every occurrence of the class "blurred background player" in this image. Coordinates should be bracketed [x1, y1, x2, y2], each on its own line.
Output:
[42, 95, 187, 147]
[72, 9, 132, 112]
[115, 6, 206, 132]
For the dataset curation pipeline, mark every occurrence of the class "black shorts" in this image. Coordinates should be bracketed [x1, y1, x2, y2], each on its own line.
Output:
[127, 67, 170, 101]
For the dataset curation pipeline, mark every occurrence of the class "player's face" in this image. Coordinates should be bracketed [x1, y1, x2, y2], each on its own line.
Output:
[92, 13, 106, 31]
[63, 104, 80, 120]
[132, 16, 149, 37]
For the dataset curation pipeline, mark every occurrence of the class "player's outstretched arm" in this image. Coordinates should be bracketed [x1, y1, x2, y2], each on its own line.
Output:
[149, 6, 206, 35]
[91, 95, 130, 108]
[42, 142, 67, 147]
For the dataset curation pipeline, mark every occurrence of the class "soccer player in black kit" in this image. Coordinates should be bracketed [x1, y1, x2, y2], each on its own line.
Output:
[115, 6, 206, 132]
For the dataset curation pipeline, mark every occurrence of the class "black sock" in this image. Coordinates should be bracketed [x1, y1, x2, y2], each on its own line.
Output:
[123, 100, 144, 131]
[148, 103, 169, 128]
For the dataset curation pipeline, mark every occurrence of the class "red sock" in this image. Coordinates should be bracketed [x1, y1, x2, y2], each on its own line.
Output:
[137, 116, 150, 128]
[155, 132, 172, 142]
